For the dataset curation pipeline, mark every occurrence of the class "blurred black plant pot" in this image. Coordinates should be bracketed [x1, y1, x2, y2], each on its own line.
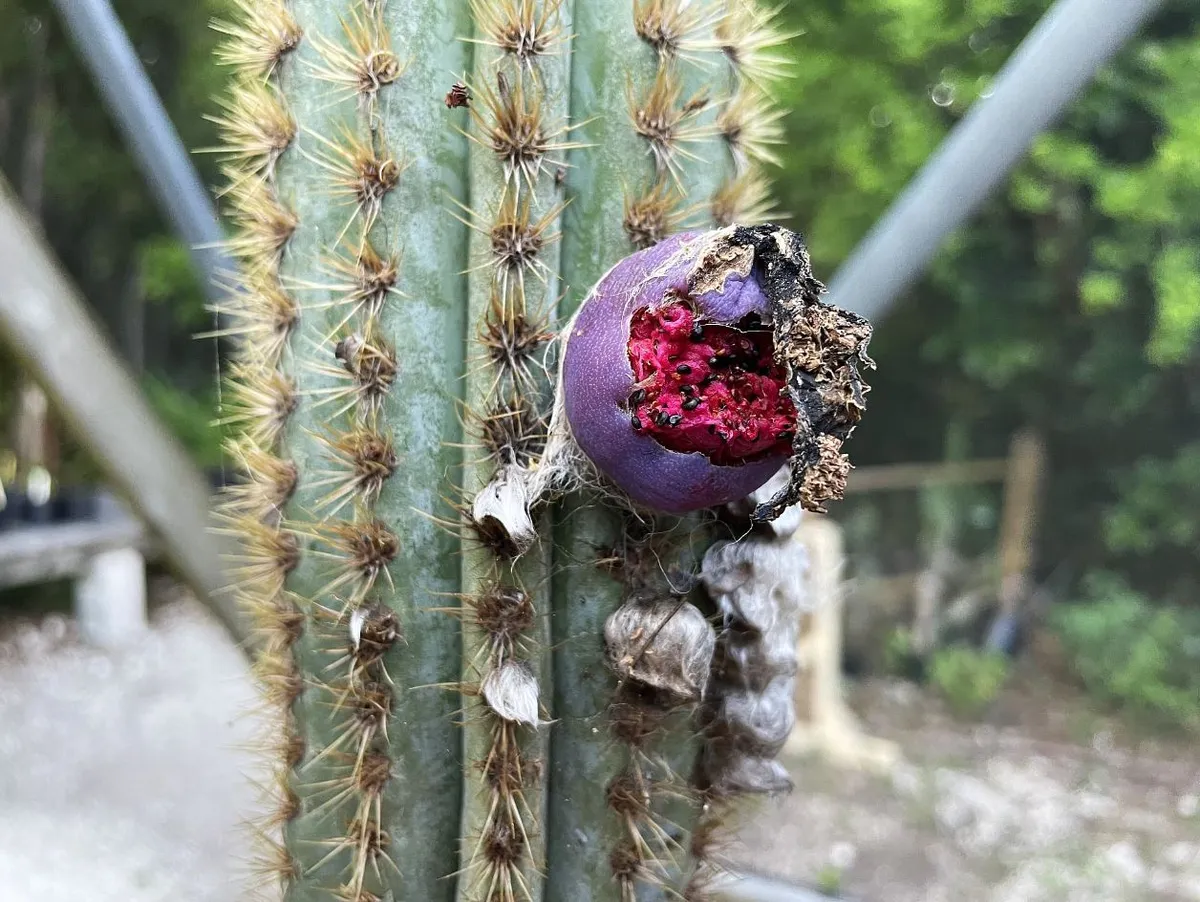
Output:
[0, 490, 18, 531]
[52, 486, 99, 522]
[20, 493, 53, 525]
[0, 485, 105, 529]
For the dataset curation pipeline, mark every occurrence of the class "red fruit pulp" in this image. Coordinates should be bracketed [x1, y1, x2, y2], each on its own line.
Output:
[626, 301, 796, 466]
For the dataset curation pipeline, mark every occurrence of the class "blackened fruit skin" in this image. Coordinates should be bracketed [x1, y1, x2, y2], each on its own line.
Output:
[563, 231, 786, 513]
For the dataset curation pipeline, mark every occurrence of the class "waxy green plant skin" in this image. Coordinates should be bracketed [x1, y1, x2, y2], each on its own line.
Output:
[208, 2, 868, 901]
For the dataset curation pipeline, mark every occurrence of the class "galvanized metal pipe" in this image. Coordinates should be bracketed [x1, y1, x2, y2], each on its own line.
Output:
[826, 0, 1167, 320]
[50, 0, 230, 300]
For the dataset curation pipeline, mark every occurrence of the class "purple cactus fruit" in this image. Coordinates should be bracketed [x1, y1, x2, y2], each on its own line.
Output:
[563, 230, 800, 513]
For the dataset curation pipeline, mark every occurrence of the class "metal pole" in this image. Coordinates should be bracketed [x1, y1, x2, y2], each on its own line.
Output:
[826, 0, 1167, 320]
[50, 0, 231, 301]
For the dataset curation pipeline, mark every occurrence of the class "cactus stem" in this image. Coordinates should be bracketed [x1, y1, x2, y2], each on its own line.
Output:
[208, 0, 825, 898]
[457, 1, 570, 898]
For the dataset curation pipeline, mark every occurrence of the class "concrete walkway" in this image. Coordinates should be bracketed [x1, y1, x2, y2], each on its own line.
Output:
[0, 597, 267, 902]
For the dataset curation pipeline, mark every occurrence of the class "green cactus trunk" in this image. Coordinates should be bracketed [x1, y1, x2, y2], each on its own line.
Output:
[213, 1, 788, 900]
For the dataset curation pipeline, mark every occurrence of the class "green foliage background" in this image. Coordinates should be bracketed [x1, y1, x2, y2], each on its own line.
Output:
[772, 0, 1200, 610]
[0, 0, 224, 472]
[1, 0, 1196, 611]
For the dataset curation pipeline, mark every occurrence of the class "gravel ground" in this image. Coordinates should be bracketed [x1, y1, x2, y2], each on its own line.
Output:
[735, 680, 1200, 901]
[0, 593, 268, 902]
[2, 591, 1197, 901]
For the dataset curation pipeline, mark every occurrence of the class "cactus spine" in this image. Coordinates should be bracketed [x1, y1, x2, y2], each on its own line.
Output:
[213, 1, 789, 900]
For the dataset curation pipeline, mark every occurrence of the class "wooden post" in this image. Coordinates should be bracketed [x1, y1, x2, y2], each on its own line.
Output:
[786, 515, 899, 773]
[0, 178, 250, 650]
[986, 429, 1046, 650]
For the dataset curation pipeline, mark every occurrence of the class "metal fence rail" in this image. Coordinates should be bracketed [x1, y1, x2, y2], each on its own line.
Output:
[828, 0, 1168, 321]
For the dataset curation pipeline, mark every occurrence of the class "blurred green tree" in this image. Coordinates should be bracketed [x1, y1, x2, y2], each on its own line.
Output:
[0, 0, 225, 473]
[774, 0, 1200, 608]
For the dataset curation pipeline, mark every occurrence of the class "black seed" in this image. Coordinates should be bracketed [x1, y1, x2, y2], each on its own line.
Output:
[683, 398, 700, 411]
[691, 322, 704, 340]
[631, 416, 642, 430]
[630, 388, 646, 404]
[668, 414, 683, 426]
[779, 431, 794, 443]
[680, 384, 694, 395]
[675, 364, 691, 375]
[708, 356, 718, 366]
[655, 411, 670, 426]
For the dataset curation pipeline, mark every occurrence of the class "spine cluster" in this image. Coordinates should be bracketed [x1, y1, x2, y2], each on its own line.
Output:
[457, 1, 570, 899]
[710, 0, 787, 227]
[210, 0, 305, 894]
